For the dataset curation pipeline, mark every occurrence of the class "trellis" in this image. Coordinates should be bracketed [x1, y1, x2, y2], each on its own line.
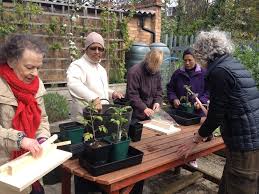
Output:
[0, 0, 129, 84]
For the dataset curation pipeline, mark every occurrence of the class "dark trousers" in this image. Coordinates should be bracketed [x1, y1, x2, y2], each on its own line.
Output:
[75, 175, 144, 194]
[218, 149, 259, 194]
[75, 176, 106, 194]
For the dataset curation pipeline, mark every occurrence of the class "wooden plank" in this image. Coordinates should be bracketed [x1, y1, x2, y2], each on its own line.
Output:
[0, 135, 58, 176]
[142, 120, 181, 135]
[160, 171, 203, 194]
[183, 164, 221, 185]
[0, 148, 72, 192]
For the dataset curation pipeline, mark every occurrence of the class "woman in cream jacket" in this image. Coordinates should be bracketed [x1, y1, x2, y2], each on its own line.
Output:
[67, 32, 123, 120]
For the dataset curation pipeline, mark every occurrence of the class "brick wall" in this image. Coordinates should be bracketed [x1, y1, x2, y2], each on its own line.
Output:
[128, 0, 162, 44]
[0, 0, 162, 84]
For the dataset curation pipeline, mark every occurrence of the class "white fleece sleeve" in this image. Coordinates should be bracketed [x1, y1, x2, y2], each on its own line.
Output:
[67, 64, 99, 101]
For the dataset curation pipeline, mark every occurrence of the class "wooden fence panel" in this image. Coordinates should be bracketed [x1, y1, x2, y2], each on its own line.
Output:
[162, 34, 195, 59]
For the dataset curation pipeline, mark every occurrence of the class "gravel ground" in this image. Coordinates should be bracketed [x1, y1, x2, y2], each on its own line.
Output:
[45, 153, 225, 194]
[143, 153, 225, 194]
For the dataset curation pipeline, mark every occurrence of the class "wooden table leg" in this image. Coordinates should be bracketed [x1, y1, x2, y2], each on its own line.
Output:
[61, 167, 72, 194]
[120, 184, 134, 194]
[109, 184, 134, 194]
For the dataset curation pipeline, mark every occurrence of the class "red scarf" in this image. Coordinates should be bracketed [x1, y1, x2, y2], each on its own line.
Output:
[0, 64, 41, 158]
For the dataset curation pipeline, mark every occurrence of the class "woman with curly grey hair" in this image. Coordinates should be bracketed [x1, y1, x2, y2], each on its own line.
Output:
[177, 30, 259, 194]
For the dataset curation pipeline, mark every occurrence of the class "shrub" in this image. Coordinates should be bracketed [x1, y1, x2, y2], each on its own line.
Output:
[43, 92, 70, 123]
[234, 44, 259, 86]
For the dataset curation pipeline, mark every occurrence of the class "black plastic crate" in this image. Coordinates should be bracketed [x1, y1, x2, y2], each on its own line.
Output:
[52, 132, 84, 158]
[79, 146, 144, 176]
[166, 108, 201, 126]
[59, 142, 84, 157]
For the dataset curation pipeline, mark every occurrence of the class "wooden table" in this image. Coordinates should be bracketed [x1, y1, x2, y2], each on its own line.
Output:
[61, 119, 225, 194]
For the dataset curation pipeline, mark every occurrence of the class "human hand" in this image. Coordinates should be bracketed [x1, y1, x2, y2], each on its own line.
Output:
[93, 97, 102, 111]
[194, 102, 201, 109]
[112, 91, 124, 99]
[153, 103, 160, 112]
[20, 137, 43, 158]
[177, 133, 203, 159]
[173, 99, 180, 108]
[144, 108, 154, 117]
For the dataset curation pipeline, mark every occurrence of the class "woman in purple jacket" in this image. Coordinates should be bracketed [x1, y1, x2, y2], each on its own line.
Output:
[167, 48, 209, 116]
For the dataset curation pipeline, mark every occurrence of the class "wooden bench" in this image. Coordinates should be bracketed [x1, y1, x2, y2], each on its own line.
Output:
[61, 118, 225, 194]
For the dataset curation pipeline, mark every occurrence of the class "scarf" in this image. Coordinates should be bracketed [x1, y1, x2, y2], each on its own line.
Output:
[0, 64, 41, 158]
[83, 53, 101, 64]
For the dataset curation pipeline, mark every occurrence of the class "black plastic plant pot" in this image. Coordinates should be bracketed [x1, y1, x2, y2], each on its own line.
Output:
[59, 122, 85, 144]
[128, 123, 143, 142]
[80, 139, 112, 165]
[113, 97, 131, 106]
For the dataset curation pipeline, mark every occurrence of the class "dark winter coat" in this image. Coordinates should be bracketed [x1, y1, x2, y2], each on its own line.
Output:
[126, 62, 163, 120]
[199, 55, 259, 151]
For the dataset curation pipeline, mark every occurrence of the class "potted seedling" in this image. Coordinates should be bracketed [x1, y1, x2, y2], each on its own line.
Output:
[104, 106, 133, 161]
[79, 101, 112, 165]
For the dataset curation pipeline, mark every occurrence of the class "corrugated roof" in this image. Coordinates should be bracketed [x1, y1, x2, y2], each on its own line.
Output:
[20, 0, 156, 15]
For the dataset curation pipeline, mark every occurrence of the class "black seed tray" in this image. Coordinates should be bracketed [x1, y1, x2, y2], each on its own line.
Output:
[79, 146, 144, 176]
[166, 109, 201, 126]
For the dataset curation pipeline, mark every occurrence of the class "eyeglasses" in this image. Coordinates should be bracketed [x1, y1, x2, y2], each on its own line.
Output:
[88, 46, 105, 52]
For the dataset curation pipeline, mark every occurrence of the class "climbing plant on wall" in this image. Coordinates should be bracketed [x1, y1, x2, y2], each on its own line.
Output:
[100, 9, 133, 83]
[0, 2, 42, 37]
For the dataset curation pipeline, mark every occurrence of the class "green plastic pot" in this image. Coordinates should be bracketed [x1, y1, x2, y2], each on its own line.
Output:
[179, 103, 194, 114]
[59, 122, 85, 144]
[104, 136, 130, 162]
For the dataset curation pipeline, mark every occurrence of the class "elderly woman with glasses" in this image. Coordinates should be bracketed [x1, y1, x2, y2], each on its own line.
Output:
[67, 32, 123, 119]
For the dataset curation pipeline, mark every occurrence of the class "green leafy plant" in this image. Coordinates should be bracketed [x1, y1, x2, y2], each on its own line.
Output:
[49, 42, 62, 51]
[234, 44, 259, 86]
[100, 9, 133, 83]
[45, 17, 59, 35]
[79, 101, 107, 142]
[109, 106, 131, 143]
[43, 92, 70, 123]
[180, 85, 192, 107]
[0, 23, 16, 37]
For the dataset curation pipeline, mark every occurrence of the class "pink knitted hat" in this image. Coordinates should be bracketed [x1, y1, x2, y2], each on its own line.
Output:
[85, 32, 105, 49]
